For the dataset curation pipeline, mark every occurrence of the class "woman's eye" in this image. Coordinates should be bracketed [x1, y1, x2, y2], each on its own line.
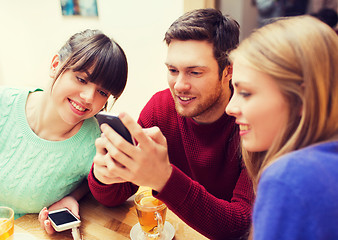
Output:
[98, 90, 108, 97]
[239, 91, 251, 98]
[77, 77, 87, 84]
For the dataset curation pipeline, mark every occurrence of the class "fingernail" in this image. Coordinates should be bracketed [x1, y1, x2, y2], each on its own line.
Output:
[101, 124, 108, 131]
[44, 220, 49, 226]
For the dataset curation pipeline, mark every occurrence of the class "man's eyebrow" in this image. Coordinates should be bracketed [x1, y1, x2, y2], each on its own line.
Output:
[164, 63, 207, 69]
[187, 66, 207, 69]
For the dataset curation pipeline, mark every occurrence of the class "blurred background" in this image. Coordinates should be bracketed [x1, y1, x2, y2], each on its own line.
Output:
[0, 0, 336, 119]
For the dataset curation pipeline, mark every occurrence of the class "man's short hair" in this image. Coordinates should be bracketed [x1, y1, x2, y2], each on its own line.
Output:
[164, 8, 240, 78]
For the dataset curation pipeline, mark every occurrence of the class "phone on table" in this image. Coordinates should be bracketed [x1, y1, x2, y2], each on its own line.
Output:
[48, 208, 81, 232]
[95, 112, 134, 145]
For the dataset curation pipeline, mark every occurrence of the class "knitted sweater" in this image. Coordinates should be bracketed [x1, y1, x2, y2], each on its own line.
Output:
[0, 87, 100, 219]
[253, 141, 338, 240]
[89, 89, 254, 239]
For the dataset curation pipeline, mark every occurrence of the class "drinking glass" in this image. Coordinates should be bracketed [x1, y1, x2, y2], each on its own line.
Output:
[0, 207, 14, 240]
[134, 190, 167, 239]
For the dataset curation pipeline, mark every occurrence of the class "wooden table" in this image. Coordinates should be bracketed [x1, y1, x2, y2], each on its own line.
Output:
[14, 192, 208, 240]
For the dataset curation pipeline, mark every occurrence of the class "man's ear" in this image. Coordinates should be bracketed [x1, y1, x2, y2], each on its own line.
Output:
[221, 65, 233, 82]
[49, 54, 60, 78]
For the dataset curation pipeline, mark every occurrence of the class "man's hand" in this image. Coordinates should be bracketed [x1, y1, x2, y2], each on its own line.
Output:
[93, 135, 129, 185]
[93, 112, 172, 192]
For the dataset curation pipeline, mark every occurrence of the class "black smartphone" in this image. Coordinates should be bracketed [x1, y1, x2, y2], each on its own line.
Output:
[48, 208, 81, 232]
[95, 112, 134, 145]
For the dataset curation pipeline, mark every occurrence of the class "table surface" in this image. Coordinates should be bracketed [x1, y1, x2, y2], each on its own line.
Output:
[14, 192, 208, 240]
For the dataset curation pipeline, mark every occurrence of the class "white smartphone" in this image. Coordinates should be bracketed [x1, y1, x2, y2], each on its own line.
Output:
[48, 208, 81, 232]
[95, 112, 134, 145]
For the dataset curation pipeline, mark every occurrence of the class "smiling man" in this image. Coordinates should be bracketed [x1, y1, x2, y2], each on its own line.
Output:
[88, 8, 254, 240]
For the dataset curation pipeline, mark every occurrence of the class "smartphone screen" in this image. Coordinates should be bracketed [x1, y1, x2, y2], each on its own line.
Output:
[48, 208, 81, 232]
[48, 210, 78, 225]
[95, 112, 134, 145]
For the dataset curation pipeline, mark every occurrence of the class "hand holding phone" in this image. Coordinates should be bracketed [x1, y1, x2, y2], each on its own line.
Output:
[48, 208, 81, 232]
[95, 112, 134, 145]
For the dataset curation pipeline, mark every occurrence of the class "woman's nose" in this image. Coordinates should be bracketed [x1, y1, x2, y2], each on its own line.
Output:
[226, 95, 241, 117]
[80, 85, 96, 103]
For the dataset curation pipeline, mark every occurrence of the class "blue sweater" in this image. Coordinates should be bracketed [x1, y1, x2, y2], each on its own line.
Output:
[0, 87, 100, 219]
[253, 141, 338, 240]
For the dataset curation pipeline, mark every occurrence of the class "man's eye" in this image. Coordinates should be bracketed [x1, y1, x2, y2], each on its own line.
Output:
[77, 77, 87, 84]
[190, 71, 202, 76]
[168, 68, 178, 74]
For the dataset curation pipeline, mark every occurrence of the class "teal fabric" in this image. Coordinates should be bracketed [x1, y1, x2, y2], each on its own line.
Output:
[0, 87, 100, 219]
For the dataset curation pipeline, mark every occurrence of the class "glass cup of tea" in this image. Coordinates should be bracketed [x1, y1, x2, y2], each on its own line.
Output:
[0, 207, 14, 240]
[134, 190, 167, 239]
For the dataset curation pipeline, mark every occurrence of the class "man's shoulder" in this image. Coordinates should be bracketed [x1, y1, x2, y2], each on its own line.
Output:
[146, 88, 175, 110]
[151, 88, 172, 101]
[139, 88, 177, 128]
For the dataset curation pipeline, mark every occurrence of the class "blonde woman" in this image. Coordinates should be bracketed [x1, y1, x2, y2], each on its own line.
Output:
[226, 16, 338, 239]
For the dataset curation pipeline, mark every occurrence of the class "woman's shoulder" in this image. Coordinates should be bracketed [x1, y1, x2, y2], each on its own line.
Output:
[0, 87, 29, 114]
[278, 141, 338, 165]
[262, 141, 338, 185]
[0, 86, 35, 102]
[0, 86, 22, 98]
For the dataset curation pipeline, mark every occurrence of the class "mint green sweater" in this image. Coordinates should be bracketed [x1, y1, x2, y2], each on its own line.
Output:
[0, 87, 100, 219]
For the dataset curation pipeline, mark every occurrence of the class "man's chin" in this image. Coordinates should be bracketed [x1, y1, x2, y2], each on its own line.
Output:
[175, 107, 195, 118]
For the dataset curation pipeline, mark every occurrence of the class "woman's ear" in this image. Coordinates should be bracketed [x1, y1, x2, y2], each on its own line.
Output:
[49, 54, 60, 78]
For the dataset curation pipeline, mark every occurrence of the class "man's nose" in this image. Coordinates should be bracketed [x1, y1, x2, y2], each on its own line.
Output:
[174, 74, 190, 92]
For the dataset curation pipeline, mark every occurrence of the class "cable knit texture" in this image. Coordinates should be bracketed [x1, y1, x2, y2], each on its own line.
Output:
[88, 89, 254, 239]
[0, 87, 100, 219]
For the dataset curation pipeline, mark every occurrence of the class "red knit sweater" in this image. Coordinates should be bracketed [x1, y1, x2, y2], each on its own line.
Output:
[88, 89, 254, 239]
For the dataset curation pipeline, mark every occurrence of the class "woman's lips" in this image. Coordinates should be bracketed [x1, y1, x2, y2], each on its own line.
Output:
[238, 123, 250, 136]
[68, 99, 88, 115]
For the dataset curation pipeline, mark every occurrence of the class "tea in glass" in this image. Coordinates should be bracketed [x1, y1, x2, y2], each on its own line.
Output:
[0, 207, 14, 240]
[135, 190, 167, 238]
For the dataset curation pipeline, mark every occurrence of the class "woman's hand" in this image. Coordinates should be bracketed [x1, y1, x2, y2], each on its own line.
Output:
[38, 196, 80, 235]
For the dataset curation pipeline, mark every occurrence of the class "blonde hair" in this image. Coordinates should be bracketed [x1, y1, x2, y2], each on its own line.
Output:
[230, 16, 338, 190]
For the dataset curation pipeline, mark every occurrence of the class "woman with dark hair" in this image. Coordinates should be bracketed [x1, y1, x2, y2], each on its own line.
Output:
[0, 29, 128, 227]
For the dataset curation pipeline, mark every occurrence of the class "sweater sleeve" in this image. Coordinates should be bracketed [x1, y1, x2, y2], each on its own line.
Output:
[87, 164, 138, 207]
[154, 165, 254, 239]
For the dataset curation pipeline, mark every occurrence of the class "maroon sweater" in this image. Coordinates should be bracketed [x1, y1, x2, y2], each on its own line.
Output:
[88, 89, 254, 239]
